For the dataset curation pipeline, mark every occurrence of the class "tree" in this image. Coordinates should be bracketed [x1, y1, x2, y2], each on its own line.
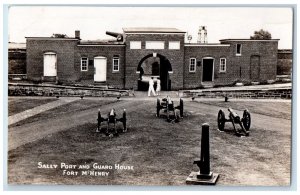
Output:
[52, 33, 68, 38]
[250, 29, 272, 40]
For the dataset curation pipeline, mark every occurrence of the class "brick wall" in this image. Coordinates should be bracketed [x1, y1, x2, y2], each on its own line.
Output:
[26, 38, 78, 82]
[74, 45, 125, 88]
[183, 40, 278, 88]
[8, 83, 131, 97]
[277, 50, 292, 75]
[219, 40, 278, 83]
[9, 49, 26, 74]
[124, 33, 185, 90]
[184, 45, 231, 88]
[182, 88, 291, 99]
[25, 36, 279, 90]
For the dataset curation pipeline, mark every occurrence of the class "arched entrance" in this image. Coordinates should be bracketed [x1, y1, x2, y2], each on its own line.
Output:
[137, 53, 172, 91]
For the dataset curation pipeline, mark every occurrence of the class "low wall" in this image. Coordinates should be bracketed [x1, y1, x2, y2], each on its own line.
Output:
[8, 83, 132, 97]
[181, 88, 292, 99]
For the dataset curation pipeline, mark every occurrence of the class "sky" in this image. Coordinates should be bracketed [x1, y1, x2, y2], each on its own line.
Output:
[8, 6, 293, 49]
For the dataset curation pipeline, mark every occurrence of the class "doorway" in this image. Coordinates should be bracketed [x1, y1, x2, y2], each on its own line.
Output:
[250, 55, 260, 81]
[137, 53, 172, 91]
[202, 58, 214, 82]
[94, 56, 107, 82]
[43, 52, 57, 77]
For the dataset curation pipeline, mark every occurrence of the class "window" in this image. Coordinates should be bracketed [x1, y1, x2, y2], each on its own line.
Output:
[81, 57, 88, 71]
[145, 41, 165, 49]
[130, 41, 141, 49]
[113, 57, 119, 72]
[189, 58, 196, 72]
[169, 41, 180, 50]
[236, 44, 242, 56]
[220, 58, 226, 72]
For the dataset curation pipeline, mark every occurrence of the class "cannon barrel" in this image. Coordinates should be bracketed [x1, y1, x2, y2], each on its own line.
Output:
[228, 108, 240, 121]
[106, 31, 123, 41]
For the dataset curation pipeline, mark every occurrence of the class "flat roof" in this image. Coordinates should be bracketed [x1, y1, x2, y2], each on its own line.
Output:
[79, 40, 124, 45]
[278, 49, 292, 53]
[185, 43, 230, 47]
[26, 37, 79, 40]
[123, 27, 185, 33]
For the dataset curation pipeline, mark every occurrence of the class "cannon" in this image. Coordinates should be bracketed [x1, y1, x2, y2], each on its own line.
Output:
[217, 108, 251, 136]
[106, 31, 123, 42]
[96, 108, 127, 136]
[156, 96, 183, 122]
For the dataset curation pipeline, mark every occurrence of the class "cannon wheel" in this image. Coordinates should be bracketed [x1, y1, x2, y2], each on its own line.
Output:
[179, 98, 184, 117]
[156, 99, 160, 117]
[242, 110, 251, 131]
[217, 109, 225, 131]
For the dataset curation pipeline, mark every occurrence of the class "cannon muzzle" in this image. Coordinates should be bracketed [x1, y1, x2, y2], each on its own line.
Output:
[228, 108, 240, 120]
[106, 31, 123, 41]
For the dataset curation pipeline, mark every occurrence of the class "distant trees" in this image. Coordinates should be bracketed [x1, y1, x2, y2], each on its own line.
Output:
[52, 33, 68, 38]
[250, 29, 272, 40]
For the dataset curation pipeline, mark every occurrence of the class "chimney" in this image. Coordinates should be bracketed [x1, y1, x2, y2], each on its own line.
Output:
[75, 30, 80, 39]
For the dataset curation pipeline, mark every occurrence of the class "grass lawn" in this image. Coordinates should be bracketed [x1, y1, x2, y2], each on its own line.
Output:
[8, 97, 58, 116]
[10, 99, 117, 128]
[8, 98, 291, 186]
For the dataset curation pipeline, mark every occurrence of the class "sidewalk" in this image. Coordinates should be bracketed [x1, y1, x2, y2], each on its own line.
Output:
[8, 98, 77, 125]
[133, 90, 180, 98]
[185, 83, 292, 92]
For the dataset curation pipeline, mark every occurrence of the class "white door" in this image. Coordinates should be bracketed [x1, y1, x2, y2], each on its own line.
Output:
[44, 52, 57, 76]
[94, 56, 107, 82]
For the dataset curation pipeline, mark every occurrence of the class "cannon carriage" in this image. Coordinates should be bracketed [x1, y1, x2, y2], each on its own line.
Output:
[217, 108, 251, 136]
[96, 108, 127, 136]
[156, 96, 184, 122]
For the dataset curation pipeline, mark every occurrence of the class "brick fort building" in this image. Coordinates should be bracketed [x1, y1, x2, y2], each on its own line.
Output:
[26, 27, 279, 90]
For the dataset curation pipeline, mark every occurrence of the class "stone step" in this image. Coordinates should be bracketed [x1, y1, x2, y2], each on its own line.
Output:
[202, 82, 214, 88]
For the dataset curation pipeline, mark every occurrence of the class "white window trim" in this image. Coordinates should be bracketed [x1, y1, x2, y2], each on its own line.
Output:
[169, 41, 180, 50]
[236, 44, 242, 56]
[189, 58, 197, 72]
[219, 58, 227, 73]
[81, 57, 88, 71]
[112, 57, 120, 72]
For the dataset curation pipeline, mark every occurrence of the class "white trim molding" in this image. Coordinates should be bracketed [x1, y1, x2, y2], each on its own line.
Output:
[145, 41, 165, 49]
[189, 58, 197, 72]
[184, 44, 230, 47]
[219, 58, 226, 73]
[78, 45, 125, 47]
[81, 57, 89, 71]
[130, 41, 142, 49]
[169, 41, 180, 50]
[112, 57, 120, 72]
[236, 44, 242, 56]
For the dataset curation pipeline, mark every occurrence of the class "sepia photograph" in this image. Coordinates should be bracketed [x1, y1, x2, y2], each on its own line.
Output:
[6, 5, 293, 186]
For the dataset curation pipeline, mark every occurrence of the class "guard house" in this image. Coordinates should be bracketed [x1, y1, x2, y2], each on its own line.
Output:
[26, 27, 279, 90]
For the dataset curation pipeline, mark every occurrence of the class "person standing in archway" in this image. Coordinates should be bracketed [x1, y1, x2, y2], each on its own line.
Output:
[156, 77, 161, 96]
[139, 67, 144, 80]
[148, 77, 156, 97]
